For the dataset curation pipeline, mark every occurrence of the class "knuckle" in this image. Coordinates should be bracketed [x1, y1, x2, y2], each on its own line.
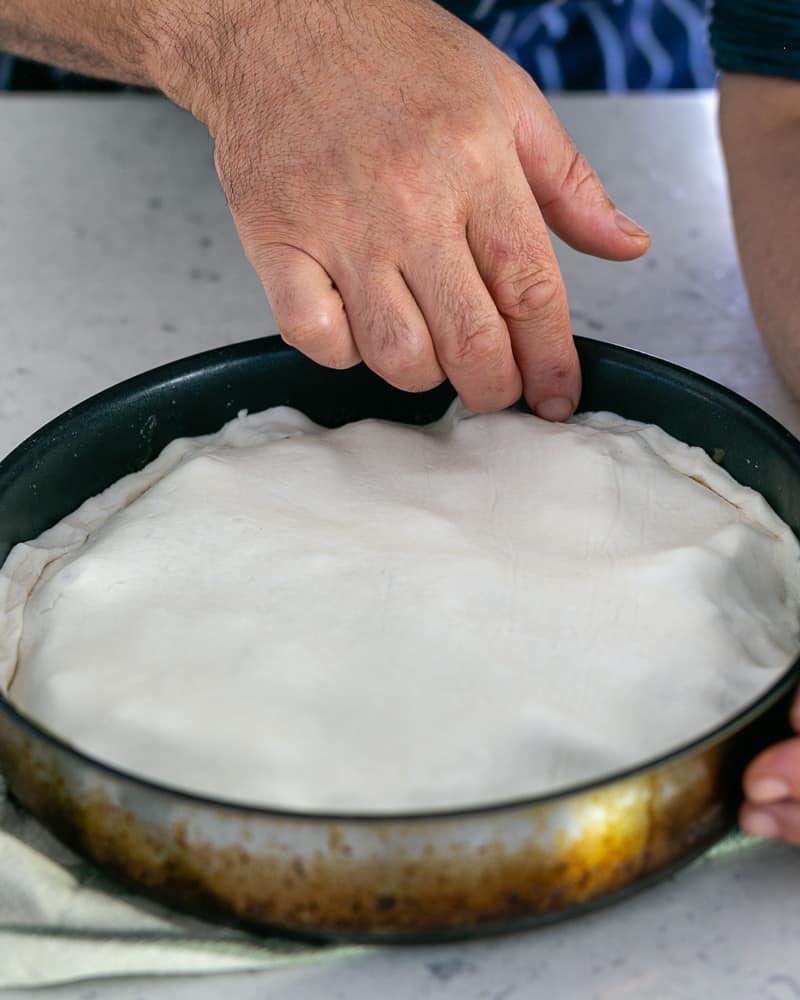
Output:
[372, 322, 434, 383]
[375, 160, 455, 230]
[280, 312, 341, 351]
[450, 123, 495, 178]
[494, 265, 562, 321]
[443, 316, 507, 369]
[384, 111, 497, 191]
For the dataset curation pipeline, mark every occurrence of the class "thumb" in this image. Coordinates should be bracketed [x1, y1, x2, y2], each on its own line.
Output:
[510, 83, 651, 261]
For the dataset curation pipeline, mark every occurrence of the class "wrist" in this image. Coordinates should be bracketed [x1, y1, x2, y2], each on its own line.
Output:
[140, 0, 281, 135]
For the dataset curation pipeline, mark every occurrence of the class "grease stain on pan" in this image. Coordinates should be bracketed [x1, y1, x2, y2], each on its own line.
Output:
[0, 712, 727, 939]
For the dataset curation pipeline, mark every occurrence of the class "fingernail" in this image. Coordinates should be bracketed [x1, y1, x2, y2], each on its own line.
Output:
[749, 777, 790, 804]
[740, 810, 779, 839]
[535, 397, 574, 422]
[614, 209, 650, 239]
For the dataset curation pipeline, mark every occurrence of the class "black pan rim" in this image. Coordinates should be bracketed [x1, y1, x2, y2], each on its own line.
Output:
[2, 335, 799, 825]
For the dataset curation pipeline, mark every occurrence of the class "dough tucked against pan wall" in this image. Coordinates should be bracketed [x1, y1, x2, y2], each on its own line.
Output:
[1, 403, 799, 812]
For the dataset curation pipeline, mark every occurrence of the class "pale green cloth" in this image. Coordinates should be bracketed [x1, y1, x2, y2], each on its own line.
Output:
[0, 776, 358, 988]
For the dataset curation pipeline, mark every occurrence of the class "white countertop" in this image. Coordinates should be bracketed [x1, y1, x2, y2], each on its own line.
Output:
[1, 93, 800, 999]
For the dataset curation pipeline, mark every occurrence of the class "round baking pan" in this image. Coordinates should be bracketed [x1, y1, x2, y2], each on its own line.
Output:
[0, 336, 799, 942]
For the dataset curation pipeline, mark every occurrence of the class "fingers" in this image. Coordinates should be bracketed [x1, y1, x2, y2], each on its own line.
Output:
[246, 243, 361, 370]
[402, 246, 522, 413]
[744, 736, 800, 803]
[333, 265, 446, 393]
[467, 167, 580, 418]
[508, 76, 650, 261]
[741, 800, 800, 845]
[740, 733, 800, 843]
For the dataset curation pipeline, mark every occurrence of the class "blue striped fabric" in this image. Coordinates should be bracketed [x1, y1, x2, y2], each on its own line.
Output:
[449, 0, 716, 89]
[0, 1, 716, 92]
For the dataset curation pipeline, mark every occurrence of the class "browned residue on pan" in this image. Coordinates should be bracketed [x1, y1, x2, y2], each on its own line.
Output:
[0, 712, 728, 938]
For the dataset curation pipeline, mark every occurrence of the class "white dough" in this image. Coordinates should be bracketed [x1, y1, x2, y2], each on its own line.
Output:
[1, 403, 799, 812]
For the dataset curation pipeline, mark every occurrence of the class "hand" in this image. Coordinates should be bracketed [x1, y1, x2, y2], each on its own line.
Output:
[741, 687, 800, 843]
[719, 73, 800, 395]
[154, 0, 649, 415]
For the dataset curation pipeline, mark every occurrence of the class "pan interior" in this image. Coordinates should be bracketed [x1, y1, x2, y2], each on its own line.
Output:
[1, 338, 800, 819]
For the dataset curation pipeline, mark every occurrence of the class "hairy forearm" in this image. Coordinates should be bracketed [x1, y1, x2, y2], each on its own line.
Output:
[0, 0, 250, 130]
[0, 1, 298, 134]
[0, 0, 165, 86]
[719, 73, 800, 393]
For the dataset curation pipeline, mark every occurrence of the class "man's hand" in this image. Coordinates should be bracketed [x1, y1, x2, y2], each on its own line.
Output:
[2, 0, 650, 414]
[741, 688, 800, 843]
[719, 73, 800, 396]
[150, 0, 649, 415]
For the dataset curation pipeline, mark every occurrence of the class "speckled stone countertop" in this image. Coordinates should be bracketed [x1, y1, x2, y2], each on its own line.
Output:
[1, 93, 800, 999]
